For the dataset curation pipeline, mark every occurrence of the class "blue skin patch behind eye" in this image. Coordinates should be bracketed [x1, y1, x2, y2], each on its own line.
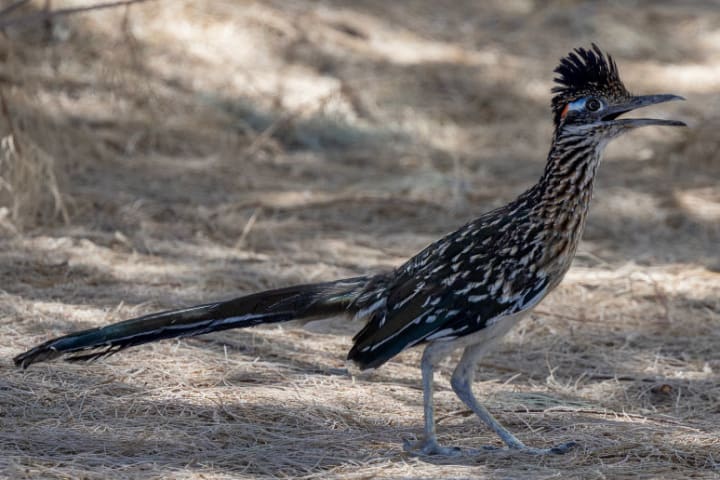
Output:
[568, 98, 588, 112]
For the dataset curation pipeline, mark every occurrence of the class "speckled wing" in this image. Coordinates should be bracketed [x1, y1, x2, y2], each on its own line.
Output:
[348, 213, 550, 370]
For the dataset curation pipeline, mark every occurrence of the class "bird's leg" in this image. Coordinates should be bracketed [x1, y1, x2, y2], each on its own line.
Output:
[403, 346, 464, 456]
[450, 344, 576, 455]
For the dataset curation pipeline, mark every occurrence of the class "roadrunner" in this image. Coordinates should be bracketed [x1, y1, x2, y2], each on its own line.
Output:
[15, 45, 685, 456]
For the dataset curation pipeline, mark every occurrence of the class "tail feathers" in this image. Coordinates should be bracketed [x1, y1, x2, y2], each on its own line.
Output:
[14, 276, 369, 368]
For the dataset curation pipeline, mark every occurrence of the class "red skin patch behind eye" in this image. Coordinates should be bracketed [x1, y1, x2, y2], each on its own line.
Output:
[561, 103, 570, 119]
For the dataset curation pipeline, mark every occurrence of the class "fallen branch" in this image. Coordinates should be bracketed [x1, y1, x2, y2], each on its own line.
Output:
[0, 1, 30, 20]
[0, 0, 154, 29]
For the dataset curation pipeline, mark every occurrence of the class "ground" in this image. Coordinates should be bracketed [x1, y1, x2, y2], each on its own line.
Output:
[1, 1, 719, 479]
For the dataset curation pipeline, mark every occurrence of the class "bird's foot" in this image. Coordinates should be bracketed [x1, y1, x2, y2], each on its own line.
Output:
[507, 440, 578, 455]
[403, 437, 466, 457]
[404, 437, 577, 457]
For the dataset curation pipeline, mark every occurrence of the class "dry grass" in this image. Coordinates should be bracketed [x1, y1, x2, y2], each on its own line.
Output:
[1, 1, 720, 478]
[0, 94, 68, 231]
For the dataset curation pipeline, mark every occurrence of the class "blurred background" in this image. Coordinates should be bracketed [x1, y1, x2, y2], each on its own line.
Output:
[0, 1, 718, 479]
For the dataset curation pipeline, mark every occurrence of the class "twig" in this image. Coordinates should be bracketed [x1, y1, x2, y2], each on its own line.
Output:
[0, 89, 21, 155]
[534, 308, 584, 322]
[583, 373, 657, 382]
[0, 0, 29, 19]
[235, 207, 262, 248]
[43, 0, 52, 42]
[517, 407, 697, 429]
[440, 405, 695, 429]
[0, 0, 155, 29]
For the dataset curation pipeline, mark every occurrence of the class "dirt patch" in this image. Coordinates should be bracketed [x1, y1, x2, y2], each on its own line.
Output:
[1, 1, 719, 479]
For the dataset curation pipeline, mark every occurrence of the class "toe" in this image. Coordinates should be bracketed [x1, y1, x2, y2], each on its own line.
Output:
[403, 438, 464, 457]
[522, 441, 578, 456]
[549, 441, 578, 455]
[403, 438, 577, 457]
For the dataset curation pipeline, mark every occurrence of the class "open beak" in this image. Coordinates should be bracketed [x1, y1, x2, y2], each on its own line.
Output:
[602, 94, 686, 128]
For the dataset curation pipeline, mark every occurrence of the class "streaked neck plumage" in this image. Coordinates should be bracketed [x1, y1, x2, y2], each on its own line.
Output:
[538, 129, 606, 210]
[528, 128, 607, 282]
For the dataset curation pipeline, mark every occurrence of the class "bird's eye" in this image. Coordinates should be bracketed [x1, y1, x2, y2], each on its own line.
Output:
[585, 98, 602, 112]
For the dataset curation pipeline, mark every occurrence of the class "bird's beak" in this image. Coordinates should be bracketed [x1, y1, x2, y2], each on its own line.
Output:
[602, 94, 686, 128]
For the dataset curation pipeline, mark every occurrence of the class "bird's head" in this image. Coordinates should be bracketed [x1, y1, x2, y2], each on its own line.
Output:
[551, 44, 685, 138]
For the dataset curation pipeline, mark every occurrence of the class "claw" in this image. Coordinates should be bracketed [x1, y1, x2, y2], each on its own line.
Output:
[403, 437, 465, 457]
[550, 441, 578, 455]
[403, 437, 578, 457]
[514, 441, 578, 456]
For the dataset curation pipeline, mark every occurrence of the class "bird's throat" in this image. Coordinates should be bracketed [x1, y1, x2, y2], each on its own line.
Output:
[531, 139, 604, 281]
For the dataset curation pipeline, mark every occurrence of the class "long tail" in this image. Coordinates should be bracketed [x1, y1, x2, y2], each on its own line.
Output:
[14, 276, 369, 368]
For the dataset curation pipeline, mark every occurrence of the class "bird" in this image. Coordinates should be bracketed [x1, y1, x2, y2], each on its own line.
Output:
[14, 45, 685, 456]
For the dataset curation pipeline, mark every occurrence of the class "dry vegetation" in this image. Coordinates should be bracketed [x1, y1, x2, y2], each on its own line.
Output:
[0, 1, 719, 478]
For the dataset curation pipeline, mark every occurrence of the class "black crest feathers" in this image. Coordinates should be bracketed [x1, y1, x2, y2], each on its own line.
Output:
[551, 44, 629, 125]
